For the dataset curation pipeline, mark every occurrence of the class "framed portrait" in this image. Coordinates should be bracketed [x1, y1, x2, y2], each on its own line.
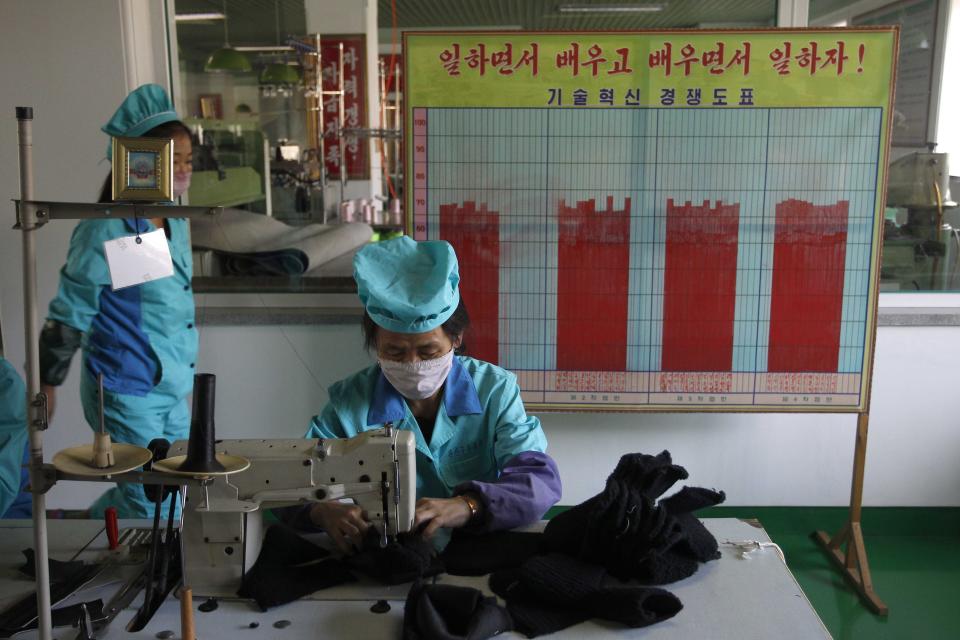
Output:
[199, 94, 223, 119]
[111, 136, 174, 202]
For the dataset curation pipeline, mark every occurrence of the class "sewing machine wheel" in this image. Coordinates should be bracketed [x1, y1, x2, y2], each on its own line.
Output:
[52, 443, 153, 476]
[151, 453, 250, 477]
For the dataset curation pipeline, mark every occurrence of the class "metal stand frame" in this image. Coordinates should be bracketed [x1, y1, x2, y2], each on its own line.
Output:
[813, 412, 889, 615]
[14, 107, 220, 640]
[300, 35, 346, 221]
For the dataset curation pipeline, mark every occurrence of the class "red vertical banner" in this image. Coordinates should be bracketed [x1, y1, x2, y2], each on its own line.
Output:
[662, 200, 740, 371]
[439, 202, 500, 364]
[768, 199, 849, 372]
[557, 197, 631, 371]
[321, 35, 367, 179]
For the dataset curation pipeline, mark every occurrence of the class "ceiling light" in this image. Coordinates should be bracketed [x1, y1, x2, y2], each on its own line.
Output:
[557, 3, 665, 13]
[260, 63, 301, 85]
[257, 1, 301, 85]
[205, 48, 253, 73]
[204, 0, 252, 73]
[175, 12, 226, 22]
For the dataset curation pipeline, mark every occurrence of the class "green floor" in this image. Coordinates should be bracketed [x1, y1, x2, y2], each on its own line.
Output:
[619, 506, 959, 639]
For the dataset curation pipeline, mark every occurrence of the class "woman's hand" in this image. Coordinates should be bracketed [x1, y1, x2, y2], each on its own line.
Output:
[309, 501, 371, 554]
[413, 497, 472, 539]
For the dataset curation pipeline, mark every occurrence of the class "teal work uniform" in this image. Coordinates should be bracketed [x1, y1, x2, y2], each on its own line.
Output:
[306, 356, 547, 501]
[47, 216, 197, 517]
[0, 359, 30, 517]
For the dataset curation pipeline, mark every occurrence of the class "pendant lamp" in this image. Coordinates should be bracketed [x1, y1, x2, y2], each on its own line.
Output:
[258, 0, 301, 85]
[205, 0, 251, 73]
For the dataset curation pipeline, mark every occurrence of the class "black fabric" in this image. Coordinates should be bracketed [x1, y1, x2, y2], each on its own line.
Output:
[543, 451, 686, 557]
[2, 553, 102, 637]
[237, 525, 355, 610]
[0, 599, 104, 637]
[489, 553, 682, 638]
[661, 487, 726, 563]
[489, 568, 588, 638]
[403, 581, 512, 640]
[542, 450, 725, 585]
[270, 504, 321, 532]
[544, 477, 684, 581]
[537, 494, 599, 556]
[18, 548, 85, 581]
[348, 529, 444, 585]
[619, 486, 726, 585]
[581, 479, 684, 575]
[50, 600, 104, 628]
[38, 320, 82, 386]
[441, 530, 544, 576]
[609, 451, 689, 500]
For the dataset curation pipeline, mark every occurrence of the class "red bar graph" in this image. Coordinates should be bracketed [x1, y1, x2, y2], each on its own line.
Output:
[662, 200, 740, 371]
[769, 199, 849, 372]
[557, 197, 631, 371]
[439, 201, 500, 363]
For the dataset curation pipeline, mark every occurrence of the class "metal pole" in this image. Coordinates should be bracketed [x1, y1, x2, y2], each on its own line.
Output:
[337, 41, 346, 205]
[263, 136, 273, 217]
[17, 106, 53, 640]
[379, 57, 388, 199]
[315, 34, 325, 192]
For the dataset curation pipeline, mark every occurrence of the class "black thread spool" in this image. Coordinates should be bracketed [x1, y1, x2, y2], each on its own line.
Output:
[179, 374, 225, 473]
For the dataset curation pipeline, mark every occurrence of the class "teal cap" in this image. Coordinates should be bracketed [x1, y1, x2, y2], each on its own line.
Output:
[354, 236, 461, 334]
[102, 84, 179, 158]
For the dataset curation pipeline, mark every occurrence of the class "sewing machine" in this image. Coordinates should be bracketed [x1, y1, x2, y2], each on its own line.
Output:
[162, 427, 416, 597]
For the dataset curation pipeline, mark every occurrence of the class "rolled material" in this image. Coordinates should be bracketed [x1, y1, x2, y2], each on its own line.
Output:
[190, 207, 373, 276]
[178, 374, 225, 473]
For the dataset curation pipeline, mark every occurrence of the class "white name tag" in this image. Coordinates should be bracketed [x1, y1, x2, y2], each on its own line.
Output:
[103, 228, 175, 290]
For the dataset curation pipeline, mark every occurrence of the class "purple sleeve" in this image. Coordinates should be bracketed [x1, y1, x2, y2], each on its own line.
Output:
[455, 451, 562, 532]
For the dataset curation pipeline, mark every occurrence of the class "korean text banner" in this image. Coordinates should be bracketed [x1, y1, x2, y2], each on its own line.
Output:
[405, 29, 898, 413]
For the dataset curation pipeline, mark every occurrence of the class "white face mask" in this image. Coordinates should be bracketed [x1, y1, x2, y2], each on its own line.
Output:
[173, 173, 192, 198]
[379, 349, 454, 400]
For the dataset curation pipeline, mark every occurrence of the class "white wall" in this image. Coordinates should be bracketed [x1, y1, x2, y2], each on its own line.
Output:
[934, 0, 960, 156]
[0, 0, 165, 508]
[2, 1, 959, 510]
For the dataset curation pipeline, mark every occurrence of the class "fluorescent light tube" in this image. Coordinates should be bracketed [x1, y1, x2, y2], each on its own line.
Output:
[175, 12, 226, 22]
[557, 3, 665, 13]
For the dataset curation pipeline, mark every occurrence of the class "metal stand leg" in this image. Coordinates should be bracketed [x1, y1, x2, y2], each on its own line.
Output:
[17, 107, 54, 640]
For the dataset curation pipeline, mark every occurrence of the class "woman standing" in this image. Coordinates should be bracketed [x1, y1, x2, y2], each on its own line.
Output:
[39, 84, 196, 518]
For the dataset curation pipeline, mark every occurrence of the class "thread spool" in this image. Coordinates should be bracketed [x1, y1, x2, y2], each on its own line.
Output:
[361, 202, 374, 224]
[91, 433, 115, 468]
[339, 200, 355, 222]
[178, 374, 225, 473]
[390, 199, 402, 225]
[180, 587, 195, 640]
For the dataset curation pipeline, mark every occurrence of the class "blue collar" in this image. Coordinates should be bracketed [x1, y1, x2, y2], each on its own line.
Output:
[366, 356, 482, 425]
[122, 217, 156, 234]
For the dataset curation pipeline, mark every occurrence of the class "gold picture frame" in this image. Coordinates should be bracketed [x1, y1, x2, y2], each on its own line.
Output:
[111, 136, 174, 202]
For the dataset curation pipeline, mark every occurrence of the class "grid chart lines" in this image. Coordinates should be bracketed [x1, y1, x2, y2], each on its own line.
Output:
[420, 107, 882, 410]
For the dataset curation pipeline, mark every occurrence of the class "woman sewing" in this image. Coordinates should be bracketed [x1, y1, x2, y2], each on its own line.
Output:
[292, 237, 561, 552]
